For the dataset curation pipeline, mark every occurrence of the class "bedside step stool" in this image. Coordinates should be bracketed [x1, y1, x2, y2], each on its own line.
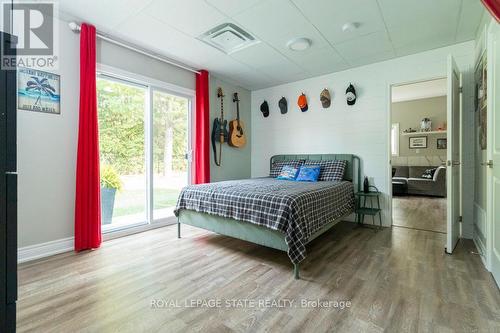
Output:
[355, 189, 382, 230]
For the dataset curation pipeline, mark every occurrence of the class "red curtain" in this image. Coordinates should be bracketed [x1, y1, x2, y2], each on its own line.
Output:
[482, 0, 500, 22]
[74, 23, 101, 251]
[193, 70, 210, 184]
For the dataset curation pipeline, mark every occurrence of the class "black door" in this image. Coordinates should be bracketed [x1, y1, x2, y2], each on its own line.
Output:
[0, 31, 17, 333]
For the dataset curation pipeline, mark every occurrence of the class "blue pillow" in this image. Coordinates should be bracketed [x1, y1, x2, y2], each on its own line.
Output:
[296, 165, 321, 182]
[276, 165, 299, 180]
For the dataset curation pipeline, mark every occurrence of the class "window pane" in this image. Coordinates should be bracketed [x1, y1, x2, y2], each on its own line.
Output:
[97, 77, 147, 230]
[152, 90, 189, 220]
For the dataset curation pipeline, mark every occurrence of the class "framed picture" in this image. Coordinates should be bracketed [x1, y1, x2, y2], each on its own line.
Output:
[475, 52, 487, 112]
[409, 136, 427, 149]
[475, 52, 487, 150]
[17, 67, 61, 115]
[437, 138, 447, 149]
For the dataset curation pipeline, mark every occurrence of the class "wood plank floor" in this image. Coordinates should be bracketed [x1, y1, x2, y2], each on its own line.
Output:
[393, 196, 447, 233]
[18, 222, 500, 332]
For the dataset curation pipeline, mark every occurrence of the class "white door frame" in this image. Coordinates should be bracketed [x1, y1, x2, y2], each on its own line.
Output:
[386, 76, 448, 233]
[485, 20, 500, 276]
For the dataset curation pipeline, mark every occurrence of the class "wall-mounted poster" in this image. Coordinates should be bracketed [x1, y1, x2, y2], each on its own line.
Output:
[409, 136, 427, 149]
[18, 67, 60, 115]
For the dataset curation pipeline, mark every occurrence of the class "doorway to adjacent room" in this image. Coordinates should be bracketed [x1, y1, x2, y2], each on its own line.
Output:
[390, 78, 448, 234]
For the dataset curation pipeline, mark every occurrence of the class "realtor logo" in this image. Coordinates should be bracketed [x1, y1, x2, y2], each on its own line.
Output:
[1, 1, 59, 70]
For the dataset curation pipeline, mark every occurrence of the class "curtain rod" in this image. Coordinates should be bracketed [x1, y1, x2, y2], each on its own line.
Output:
[68, 22, 201, 75]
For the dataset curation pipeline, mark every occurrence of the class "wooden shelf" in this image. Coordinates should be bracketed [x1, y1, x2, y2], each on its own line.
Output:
[401, 130, 447, 136]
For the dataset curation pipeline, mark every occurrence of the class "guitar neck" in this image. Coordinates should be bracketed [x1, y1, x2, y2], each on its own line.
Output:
[221, 98, 224, 121]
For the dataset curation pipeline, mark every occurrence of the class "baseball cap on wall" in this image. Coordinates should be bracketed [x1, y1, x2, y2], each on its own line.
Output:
[320, 88, 331, 108]
[345, 84, 356, 105]
[260, 100, 269, 117]
[297, 93, 308, 112]
[278, 97, 288, 114]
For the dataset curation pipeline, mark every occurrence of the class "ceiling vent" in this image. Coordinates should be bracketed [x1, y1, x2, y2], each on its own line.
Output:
[198, 23, 260, 54]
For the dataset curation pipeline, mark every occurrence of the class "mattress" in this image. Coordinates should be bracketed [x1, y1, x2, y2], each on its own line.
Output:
[174, 178, 355, 264]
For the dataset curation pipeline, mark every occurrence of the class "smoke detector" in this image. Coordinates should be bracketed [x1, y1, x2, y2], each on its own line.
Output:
[342, 22, 360, 33]
[287, 37, 311, 51]
[198, 23, 260, 54]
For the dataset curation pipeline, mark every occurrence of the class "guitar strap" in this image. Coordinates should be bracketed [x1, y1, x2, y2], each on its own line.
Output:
[211, 119, 222, 166]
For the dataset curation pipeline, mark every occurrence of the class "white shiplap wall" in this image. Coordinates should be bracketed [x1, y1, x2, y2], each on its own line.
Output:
[251, 41, 475, 230]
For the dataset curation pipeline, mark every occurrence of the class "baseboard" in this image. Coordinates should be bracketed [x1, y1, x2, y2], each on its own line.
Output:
[473, 202, 487, 241]
[473, 230, 488, 269]
[18, 237, 74, 264]
[473, 202, 488, 270]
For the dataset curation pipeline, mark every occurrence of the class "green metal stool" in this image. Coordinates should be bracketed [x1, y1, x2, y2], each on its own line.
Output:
[355, 186, 382, 230]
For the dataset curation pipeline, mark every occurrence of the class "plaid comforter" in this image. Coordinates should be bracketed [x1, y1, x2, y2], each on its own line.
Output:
[174, 178, 355, 264]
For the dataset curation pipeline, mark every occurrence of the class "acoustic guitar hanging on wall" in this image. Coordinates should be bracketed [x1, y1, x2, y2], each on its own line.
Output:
[211, 87, 228, 166]
[228, 92, 246, 148]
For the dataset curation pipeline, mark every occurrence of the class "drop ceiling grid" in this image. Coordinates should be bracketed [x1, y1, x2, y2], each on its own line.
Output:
[218, 0, 341, 82]
[59, 0, 486, 90]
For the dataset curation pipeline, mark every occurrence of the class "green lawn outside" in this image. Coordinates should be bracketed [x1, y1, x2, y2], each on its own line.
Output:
[113, 188, 181, 217]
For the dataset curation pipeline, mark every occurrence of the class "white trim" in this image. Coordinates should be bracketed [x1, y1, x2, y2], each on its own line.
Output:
[473, 202, 488, 269]
[473, 231, 488, 268]
[391, 123, 400, 157]
[18, 237, 74, 263]
[96, 65, 194, 237]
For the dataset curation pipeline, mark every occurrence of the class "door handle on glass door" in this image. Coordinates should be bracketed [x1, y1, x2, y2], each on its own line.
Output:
[481, 160, 493, 168]
[447, 160, 461, 166]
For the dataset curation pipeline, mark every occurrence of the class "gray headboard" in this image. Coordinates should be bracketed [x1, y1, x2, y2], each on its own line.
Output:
[270, 154, 361, 191]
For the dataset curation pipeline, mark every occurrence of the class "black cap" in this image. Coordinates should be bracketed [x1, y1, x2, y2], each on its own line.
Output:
[346, 84, 356, 105]
[278, 97, 288, 114]
[260, 100, 269, 117]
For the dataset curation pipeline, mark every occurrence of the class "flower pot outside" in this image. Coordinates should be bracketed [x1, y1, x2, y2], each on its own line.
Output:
[101, 187, 116, 225]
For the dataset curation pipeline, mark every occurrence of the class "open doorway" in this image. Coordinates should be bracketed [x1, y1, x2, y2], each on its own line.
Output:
[390, 78, 448, 233]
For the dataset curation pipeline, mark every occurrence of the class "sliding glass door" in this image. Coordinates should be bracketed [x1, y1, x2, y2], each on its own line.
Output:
[97, 76, 147, 231]
[97, 72, 192, 232]
[152, 90, 190, 220]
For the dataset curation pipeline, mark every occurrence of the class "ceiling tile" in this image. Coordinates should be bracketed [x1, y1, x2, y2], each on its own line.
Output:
[378, 0, 460, 29]
[233, 0, 329, 49]
[231, 44, 305, 83]
[347, 50, 395, 68]
[230, 43, 289, 68]
[228, 68, 276, 89]
[284, 46, 349, 76]
[291, 0, 387, 44]
[113, 14, 218, 64]
[390, 21, 456, 49]
[143, 0, 226, 37]
[456, 0, 485, 42]
[205, 0, 264, 17]
[394, 29, 456, 57]
[60, 0, 153, 29]
[334, 31, 394, 64]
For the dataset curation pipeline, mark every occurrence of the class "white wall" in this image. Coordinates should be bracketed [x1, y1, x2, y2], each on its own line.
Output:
[17, 18, 80, 248]
[251, 41, 475, 231]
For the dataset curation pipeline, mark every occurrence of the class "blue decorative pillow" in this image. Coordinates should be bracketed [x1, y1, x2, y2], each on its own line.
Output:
[276, 165, 299, 180]
[295, 165, 321, 182]
[270, 160, 304, 178]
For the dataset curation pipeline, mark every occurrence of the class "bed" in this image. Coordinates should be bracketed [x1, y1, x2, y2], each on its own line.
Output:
[174, 154, 361, 279]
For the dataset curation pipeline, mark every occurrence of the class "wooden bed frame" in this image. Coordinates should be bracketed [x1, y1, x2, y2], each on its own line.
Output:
[177, 154, 361, 279]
